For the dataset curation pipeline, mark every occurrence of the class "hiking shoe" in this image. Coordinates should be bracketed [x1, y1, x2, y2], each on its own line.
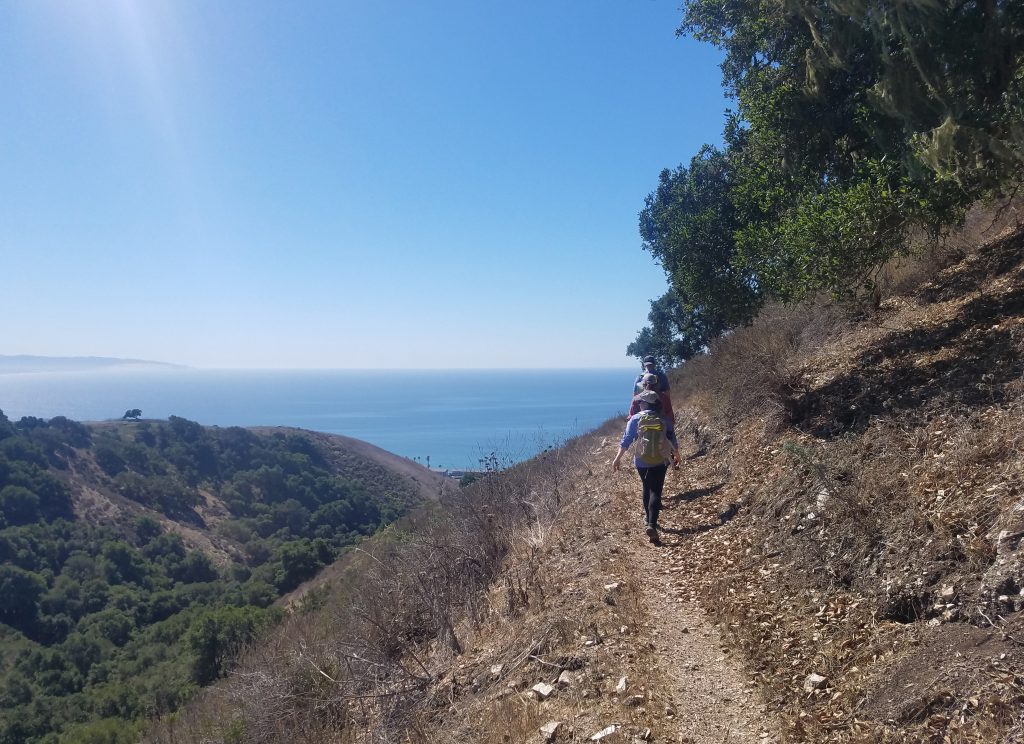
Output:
[645, 524, 657, 539]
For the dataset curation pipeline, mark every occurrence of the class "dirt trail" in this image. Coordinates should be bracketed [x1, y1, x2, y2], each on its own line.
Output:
[601, 448, 777, 744]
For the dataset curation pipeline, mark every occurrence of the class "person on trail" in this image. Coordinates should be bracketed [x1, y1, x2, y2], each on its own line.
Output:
[611, 389, 680, 542]
[633, 355, 670, 395]
[629, 373, 675, 426]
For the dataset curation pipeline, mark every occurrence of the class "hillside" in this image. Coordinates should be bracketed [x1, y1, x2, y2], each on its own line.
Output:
[0, 417, 448, 744]
[0, 355, 181, 374]
[143, 221, 1024, 744]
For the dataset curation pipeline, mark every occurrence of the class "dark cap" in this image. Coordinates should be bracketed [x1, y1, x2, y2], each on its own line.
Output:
[642, 355, 656, 364]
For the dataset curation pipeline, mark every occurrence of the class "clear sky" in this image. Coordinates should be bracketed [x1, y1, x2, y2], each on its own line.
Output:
[1, 1, 725, 369]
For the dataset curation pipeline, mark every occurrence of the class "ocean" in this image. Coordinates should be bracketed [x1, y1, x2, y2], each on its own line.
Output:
[0, 368, 634, 470]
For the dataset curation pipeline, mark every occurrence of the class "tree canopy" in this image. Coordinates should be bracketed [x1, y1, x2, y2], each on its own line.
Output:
[631, 0, 1024, 364]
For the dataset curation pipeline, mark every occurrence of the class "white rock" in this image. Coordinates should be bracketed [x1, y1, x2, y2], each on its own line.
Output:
[490, 664, 504, 678]
[531, 682, 555, 700]
[604, 582, 622, 591]
[557, 670, 574, 687]
[803, 673, 827, 692]
[540, 721, 562, 741]
[815, 487, 830, 509]
[590, 725, 618, 741]
[615, 676, 628, 694]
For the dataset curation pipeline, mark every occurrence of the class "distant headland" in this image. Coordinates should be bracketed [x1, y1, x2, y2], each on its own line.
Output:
[0, 355, 184, 374]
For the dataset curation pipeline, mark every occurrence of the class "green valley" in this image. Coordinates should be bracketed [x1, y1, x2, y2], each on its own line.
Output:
[0, 412, 441, 744]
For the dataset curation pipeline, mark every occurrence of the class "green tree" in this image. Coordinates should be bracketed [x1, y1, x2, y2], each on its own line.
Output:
[635, 0, 1024, 356]
[0, 485, 41, 526]
[627, 291, 714, 367]
[58, 716, 139, 744]
[0, 409, 15, 441]
[0, 564, 45, 632]
[122, 410, 142, 421]
[630, 145, 763, 362]
[681, 0, 1021, 296]
[273, 538, 333, 592]
[186, 606, 277, 684]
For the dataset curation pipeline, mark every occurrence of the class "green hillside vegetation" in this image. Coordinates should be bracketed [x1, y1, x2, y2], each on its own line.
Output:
[0, 413, 426, 744]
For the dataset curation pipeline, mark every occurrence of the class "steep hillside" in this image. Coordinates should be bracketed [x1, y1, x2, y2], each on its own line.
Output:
[0, 417, 446, 744]
[142, 225, 1024, 744]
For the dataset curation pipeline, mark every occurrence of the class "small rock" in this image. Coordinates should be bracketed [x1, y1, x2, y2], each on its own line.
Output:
[557, 670, 574, 687]
[490, 663, 504, 678]
[625, 694, 645, 706]
[616, 676, 628, 694]
[604, 582, 622, 591]
[591, 725, 618, 741]
[803, 673, 828, 692]
[939, 585, 955, 599]
[532, 682, 555, 700]
[540, 721, 562, 741]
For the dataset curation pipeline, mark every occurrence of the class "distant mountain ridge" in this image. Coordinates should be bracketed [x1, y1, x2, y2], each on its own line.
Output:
[0, 354, 183, 373]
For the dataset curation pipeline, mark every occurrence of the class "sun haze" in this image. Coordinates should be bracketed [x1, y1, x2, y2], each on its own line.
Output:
[0, 1, 725, 369]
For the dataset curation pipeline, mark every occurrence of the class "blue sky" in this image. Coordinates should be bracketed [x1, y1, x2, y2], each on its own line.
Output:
[1, 1, 725, 369]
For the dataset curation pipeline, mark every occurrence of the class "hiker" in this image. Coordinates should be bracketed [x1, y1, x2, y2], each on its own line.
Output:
[633, 355, 670, 395]
[612, 389, 680, 541]
[629, 373, 675, 426]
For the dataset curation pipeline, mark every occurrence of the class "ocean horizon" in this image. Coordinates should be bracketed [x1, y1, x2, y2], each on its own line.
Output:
[0, 367, 636, 470]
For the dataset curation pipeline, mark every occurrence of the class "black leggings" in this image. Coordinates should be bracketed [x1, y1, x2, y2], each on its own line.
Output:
[637, 464, 668, 528]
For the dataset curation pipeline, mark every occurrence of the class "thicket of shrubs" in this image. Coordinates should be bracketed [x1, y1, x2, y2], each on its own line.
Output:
[0, 413, 421, 744]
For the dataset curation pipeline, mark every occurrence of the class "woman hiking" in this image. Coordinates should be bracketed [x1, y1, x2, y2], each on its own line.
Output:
[612, 389, 680, 542]
[630, 357, 674, 426]
[628, 373, 675, 426]
[633, 355, 670, 395]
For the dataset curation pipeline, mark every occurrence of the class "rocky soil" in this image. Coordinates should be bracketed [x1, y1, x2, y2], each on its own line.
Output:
[411, 224, 1024, 743]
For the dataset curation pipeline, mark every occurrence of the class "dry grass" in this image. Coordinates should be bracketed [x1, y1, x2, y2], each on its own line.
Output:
[660, 205, 1024, 742]
[673, 300, 852, 434]
[144, 204, 1024, 744]
[142, 428, 612, 744]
